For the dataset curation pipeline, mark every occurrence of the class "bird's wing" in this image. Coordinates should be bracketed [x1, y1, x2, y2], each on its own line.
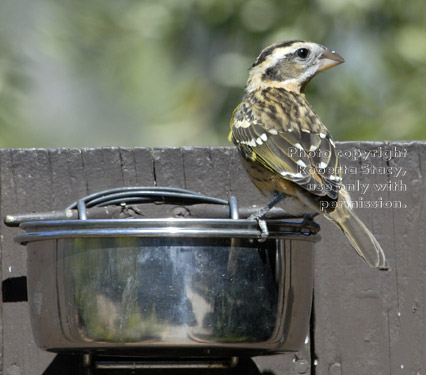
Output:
[231, 93, 342, 199]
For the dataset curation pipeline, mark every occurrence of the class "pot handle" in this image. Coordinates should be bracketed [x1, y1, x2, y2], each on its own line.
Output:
[65, 186, 237, 220]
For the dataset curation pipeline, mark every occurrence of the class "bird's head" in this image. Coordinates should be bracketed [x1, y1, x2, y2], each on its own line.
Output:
[245, 40, 344, 93]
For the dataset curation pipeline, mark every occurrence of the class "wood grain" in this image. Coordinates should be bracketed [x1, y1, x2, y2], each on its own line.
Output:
[0, 143, 424, 374]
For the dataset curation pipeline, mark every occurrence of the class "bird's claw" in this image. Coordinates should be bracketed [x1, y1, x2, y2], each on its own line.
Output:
[248, 212, 269, 241]
[257, 219, 269, 241]
[302, 213, 317, 224]
[301, 213, 320, 233]
[248, 207, 268, 221]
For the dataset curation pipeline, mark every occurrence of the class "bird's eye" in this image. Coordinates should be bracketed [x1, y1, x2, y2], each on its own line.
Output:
[296, 48, 310, 59]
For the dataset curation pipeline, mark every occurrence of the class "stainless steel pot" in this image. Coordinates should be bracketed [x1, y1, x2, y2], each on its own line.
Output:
[11, 187, 319, 357]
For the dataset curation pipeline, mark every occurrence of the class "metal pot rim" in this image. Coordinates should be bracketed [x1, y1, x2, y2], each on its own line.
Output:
[16, 218, 320, 244]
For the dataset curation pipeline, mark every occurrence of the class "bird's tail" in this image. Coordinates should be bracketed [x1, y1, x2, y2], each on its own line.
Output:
[324, 189, 388, 270]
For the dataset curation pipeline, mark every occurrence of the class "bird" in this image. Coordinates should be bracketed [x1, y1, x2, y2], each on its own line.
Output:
[229, 40, 388, 270]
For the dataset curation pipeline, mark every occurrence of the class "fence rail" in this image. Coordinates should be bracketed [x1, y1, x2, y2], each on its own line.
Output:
[1, 142, 424, 375]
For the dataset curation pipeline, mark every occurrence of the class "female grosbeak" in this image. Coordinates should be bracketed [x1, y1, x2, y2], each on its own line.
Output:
[230, 40, 387, 270]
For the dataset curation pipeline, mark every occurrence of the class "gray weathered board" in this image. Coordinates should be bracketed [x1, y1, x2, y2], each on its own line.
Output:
[0, 142, 424, 375]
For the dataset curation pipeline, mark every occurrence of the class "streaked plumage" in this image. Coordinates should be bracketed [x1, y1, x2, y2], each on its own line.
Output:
[230, 40, 388, 270]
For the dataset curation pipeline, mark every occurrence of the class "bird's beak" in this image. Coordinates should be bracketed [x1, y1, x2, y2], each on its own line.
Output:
[318, 49, 345, 72]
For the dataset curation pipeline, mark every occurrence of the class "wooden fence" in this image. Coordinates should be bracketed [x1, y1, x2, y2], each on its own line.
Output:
[1, 142, 425, 374]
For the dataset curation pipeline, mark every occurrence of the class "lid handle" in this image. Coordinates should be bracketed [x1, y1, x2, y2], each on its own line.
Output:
[66, 187, 232, 220]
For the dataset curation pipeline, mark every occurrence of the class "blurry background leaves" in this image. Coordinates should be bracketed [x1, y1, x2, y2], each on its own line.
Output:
[0, 0, 425, 147]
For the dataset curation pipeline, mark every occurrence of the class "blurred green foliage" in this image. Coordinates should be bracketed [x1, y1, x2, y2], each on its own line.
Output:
[0, 0, 425, 147]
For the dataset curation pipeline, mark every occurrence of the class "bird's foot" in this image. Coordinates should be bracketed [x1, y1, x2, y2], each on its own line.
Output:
[248, 193, 286, 220]
[301, 213, 320, 233]
[248, 211, 269, 241]
[248, 206, 270, 221]
[302, 213, 318, 224]
[248, 194, 286, 241]
[257, 218, 269, 240]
